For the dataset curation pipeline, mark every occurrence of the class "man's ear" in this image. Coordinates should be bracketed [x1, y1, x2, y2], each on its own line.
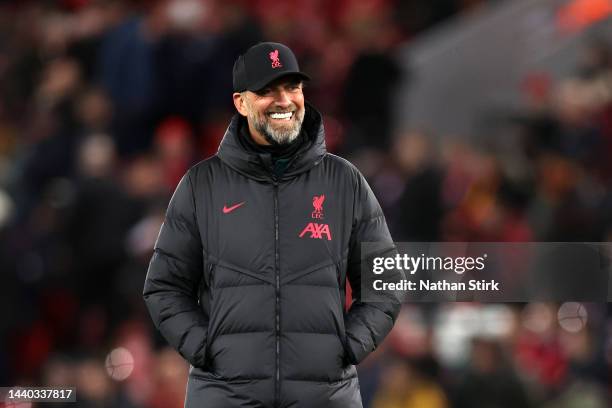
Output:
[233, 92, 248, 117]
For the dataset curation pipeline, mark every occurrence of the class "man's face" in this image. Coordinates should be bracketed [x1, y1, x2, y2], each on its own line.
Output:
[235, 77, 305, 146]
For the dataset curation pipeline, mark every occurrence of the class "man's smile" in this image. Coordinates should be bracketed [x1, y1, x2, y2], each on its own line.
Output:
[267, 111, 294, 121]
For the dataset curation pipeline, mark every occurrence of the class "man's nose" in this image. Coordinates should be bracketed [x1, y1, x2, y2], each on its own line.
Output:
[273, 89, 291, 107]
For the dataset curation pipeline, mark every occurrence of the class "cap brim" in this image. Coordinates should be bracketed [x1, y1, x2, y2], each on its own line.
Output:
[247, 71, 311, 92]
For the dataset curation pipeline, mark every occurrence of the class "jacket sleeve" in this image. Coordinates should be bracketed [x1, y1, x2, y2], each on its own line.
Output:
[344, 172, 404, 365]
[143, 171, 208, 367]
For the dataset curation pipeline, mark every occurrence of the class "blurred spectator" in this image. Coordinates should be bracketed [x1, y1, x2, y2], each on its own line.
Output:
[339, 0, 403, 153]
[153, 116, 196, 189]
[98, 2, 166, 156]
[61, 146, 143, 306]
[390, 131, 443, 241]
[454, 338, 532, 408]
[372, 356, 449, 408]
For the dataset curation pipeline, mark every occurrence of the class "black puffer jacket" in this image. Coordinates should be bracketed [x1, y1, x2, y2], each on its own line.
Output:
[143, 105, 402, 407]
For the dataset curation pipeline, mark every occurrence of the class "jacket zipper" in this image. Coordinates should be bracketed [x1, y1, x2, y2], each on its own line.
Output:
[273, 179, 280, 407]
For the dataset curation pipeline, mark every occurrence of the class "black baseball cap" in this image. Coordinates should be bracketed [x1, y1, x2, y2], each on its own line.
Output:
[233, 42, 310, 92]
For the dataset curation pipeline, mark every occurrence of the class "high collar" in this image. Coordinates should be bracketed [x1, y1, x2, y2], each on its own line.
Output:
[237, 116, 306, 160]
[217, 102, 327, 182]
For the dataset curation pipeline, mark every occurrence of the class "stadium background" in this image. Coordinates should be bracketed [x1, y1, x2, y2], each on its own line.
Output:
[0, 0, 610, 407]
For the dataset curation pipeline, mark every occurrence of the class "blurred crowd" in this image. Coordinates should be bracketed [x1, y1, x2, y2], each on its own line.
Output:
[0, 0, 610, 407]
[366, 302, 611, 408]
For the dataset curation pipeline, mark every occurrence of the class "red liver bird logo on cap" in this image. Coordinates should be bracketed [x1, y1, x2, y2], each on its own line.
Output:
[269, 49, 282, 68]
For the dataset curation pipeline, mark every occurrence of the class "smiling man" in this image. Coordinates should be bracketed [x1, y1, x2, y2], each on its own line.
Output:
[143, 42, 403, 408]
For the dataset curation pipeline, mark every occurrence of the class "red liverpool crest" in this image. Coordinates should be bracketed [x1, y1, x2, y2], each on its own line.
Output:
[312, 194, 325, 219]
[269, 49, 282, 69]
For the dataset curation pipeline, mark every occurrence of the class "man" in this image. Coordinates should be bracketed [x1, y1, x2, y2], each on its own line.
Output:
[143, 42, 403, 407]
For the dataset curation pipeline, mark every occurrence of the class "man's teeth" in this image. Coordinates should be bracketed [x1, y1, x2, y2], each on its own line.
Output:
[269, 112, 293, 120]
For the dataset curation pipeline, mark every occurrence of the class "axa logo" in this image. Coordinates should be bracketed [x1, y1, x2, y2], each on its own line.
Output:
[269, 49, 282, 69]
[299, 223, 331, 240]
[299, 194, 331, 240]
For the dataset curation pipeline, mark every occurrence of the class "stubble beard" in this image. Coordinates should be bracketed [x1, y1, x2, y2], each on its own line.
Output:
[246, 101, 305, 146]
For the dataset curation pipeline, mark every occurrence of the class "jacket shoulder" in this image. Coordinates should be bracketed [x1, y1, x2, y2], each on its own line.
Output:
[169, 156, 224, 201]
[189, 155, 223, 175]
[184, 155, 224, 184]
[323, 153, 362, 182]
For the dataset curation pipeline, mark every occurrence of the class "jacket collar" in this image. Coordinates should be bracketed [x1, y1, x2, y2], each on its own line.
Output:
[217, 102, 327, 181]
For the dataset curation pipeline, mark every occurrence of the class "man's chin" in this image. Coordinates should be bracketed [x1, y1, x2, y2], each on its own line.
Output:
[264, 126, 299, 142]
[264, 130, 300, 146]
[267, 119, 295, 130]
